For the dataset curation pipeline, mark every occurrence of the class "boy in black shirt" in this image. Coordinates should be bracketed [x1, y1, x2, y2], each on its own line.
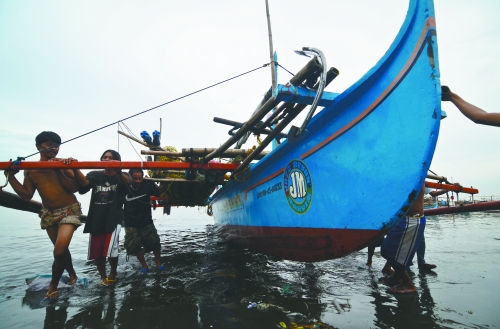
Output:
[74, 150, 129, 285]
[124, 169, 165, 273]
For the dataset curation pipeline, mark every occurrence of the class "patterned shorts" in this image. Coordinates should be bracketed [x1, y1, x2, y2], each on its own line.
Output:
[39, 203, 82, 230]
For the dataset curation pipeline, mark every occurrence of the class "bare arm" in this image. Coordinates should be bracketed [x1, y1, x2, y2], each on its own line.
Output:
[443, 86, 500, 127]
[48, 158, 79, 193]
[55, 169, 79, 193]
[7, 170, 36, 201]
[73, 169, 90, 188]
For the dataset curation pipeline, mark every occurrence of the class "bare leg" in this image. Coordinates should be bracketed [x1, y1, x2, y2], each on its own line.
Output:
[45, 224, 76, 297]
[107, 257, 118, 281]
[366, 245, 376, 267]
[153, 249, 161, 268]
[387, 268, 416, 294]
[381, 261, 395, 276]
[95, 257, 108, 282]
[135, 250, 149, 270]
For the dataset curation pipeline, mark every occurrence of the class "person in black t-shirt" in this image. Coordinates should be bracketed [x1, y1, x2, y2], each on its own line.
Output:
[123, 169, 166, 274]
[74, 150, 129, 286]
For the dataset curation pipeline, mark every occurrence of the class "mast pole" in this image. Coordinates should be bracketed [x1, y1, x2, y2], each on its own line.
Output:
[265, 0, 278, 149]
[265, 0, 277, 92]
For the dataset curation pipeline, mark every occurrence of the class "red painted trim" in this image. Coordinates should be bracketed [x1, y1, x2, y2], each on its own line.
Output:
[301, 17, 437, 160]
[218, 225, 388, 262]
[243, 168, 284, 200]
[0, 161, 238, 171]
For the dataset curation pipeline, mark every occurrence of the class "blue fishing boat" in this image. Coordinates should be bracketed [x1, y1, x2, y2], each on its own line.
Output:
[209, 0, 441, 262]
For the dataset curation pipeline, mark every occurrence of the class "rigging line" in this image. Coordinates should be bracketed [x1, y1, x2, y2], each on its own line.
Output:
[117, 122, 120, 154]
[277, 63, 294, 76]
[17, 63, 270, 161]
[121, 121, 139, 140]
[118, 123, 144, 162]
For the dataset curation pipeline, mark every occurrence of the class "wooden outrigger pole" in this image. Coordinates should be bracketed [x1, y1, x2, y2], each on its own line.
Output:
[0, 161, 238, 171]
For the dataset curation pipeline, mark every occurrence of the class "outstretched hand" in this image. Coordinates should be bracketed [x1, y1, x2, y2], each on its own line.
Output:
[47, 157, 78, 164]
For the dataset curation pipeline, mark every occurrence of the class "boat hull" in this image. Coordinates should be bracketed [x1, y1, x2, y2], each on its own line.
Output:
[211, 0, 441, 262]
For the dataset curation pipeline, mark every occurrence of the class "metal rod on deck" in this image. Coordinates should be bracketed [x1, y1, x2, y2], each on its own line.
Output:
[236, 103, 308, 172]
[213, 117, 287, 139]
[205, 96, 280, 162]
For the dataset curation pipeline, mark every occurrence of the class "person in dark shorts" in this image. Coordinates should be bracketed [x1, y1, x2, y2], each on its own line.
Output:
[380, 185, 426, 294]
[73, 150, 129, 286]
[123, 169, 166, 274]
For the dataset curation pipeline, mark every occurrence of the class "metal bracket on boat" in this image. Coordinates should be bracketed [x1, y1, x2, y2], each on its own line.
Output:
[294, 47, 328, 136]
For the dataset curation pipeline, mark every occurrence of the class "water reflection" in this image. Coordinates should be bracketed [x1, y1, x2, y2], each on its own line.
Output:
[25, 225, 465, 328]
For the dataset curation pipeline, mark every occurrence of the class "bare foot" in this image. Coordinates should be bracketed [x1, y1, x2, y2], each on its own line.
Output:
[365, 262, 372, 267]
[378, 275, 402, 286]
[382, 268, 395, 276]
[387, 283, 416, 294]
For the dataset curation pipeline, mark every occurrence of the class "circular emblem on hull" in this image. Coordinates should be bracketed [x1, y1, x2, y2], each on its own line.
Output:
[283, 159, 312, 214]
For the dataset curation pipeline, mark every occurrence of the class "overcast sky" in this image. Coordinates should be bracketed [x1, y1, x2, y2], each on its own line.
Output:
[1, 0, 499, 215]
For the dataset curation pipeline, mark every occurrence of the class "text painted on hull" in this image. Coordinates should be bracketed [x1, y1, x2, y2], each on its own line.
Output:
[283, 159, 312, 214]
[257, 182, 282, 198]
[216, 194, 244, 214]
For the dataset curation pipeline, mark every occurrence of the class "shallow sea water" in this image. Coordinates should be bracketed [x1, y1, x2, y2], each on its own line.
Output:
[0, 207, 499, 328]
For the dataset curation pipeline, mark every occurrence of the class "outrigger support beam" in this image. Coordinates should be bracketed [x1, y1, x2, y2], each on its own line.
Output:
[424, 181, 478, 194]
[207, 57, 340, 168]
[204, 96, 281, 162]
[0, 161, 238, 171]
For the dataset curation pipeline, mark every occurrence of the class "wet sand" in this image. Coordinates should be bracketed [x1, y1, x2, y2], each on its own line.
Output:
[0, 208, 499, 328]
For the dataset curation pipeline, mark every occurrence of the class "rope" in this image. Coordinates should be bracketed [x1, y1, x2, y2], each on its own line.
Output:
[277, 63, 295, 76]
[13, 63, 271, 161]
[233, 167, 250, 182]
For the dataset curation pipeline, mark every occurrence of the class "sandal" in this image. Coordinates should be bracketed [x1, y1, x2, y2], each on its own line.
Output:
[43, 290, 59, 302]
[99, 278, 115, 286]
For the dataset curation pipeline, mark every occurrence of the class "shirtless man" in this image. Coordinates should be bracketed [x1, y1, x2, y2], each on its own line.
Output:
[442, 86, 500, 127]
[380, 185, 426, 294]
[5, 131, 82, 301]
